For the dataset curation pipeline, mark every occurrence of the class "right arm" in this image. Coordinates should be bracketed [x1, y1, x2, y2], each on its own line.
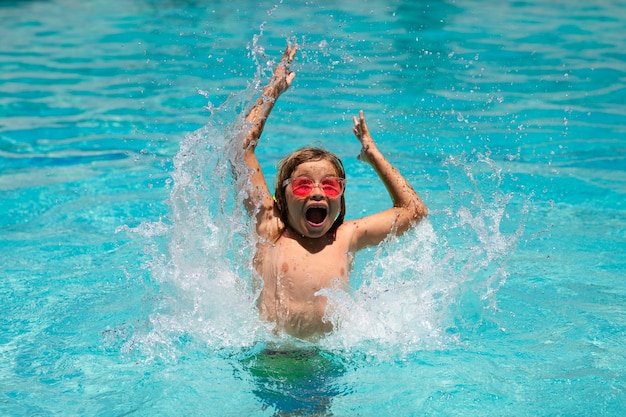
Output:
[240, 44, 297, 236]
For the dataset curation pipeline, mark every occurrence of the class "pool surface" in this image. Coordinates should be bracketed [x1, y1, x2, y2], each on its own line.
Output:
[2, 0, 625, 415]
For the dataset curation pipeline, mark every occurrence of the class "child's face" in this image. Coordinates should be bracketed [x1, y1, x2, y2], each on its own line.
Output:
[284, 159, 343, 239]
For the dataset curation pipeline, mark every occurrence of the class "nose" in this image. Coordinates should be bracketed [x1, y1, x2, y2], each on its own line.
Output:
[309, 183, 325, 199]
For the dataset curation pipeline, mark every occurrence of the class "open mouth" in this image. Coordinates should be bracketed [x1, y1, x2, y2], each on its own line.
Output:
[305, 206, 328, 226]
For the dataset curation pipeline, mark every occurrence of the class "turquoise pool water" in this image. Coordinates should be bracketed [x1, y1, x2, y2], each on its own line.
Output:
[2, 0, 625, 415]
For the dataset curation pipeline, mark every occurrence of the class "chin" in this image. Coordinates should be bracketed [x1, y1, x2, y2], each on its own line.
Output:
[296, 220, 332, 238]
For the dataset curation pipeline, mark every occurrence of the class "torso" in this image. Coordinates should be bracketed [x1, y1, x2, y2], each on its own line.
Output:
[253, 226, 354, 339]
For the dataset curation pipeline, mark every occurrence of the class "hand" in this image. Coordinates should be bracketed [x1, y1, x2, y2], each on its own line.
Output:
[352, 110, 377, 164]
[269, 43, 297, 97]
[244, 44, 297, 148]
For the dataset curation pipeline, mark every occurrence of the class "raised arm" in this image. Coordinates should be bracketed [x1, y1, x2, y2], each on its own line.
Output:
[348, 110, 427, 250]
[243, 44, 297, 151]
[239, 44, 297, 235]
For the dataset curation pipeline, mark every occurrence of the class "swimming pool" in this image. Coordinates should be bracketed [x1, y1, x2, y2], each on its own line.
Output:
[2, 0, 625, 415]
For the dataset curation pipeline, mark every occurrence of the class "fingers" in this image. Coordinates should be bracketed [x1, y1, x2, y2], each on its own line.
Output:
[287, 43, 298, 63]
[281, 42, 298, 64]
[352, 110, 370, 139]
[358, 110, 369, 134]
[353, 110, 375, 162]
[272, 44, 297, 92]
[352, 116, 362, 138]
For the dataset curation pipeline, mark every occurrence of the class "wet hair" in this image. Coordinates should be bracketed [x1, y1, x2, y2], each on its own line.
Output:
[274, 147, 346, 233]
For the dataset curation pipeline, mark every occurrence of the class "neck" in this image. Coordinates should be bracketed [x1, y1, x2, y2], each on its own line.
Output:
[284, 226, 335, 252]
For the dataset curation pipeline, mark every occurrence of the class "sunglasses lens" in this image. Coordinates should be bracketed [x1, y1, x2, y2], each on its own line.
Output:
[290, 178, 314, 197]
[321, 178, 343, 198]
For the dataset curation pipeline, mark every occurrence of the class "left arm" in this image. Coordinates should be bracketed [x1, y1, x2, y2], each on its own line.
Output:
[348, 110, 427, 250]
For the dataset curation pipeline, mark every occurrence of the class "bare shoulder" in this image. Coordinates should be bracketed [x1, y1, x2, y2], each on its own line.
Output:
[336, 219, 364, 252]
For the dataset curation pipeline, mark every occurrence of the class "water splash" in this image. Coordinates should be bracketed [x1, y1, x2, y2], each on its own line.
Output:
[320, 151, 528, 358]
[117, 83, 267, 362]
[319, 221, 451, 355]
[118, 35, 528, 362]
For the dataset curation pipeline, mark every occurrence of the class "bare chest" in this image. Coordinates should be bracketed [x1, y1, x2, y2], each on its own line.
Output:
[255, 234, 353, 294]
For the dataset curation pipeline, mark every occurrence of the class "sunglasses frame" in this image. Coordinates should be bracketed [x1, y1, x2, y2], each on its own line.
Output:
[282, 176, 346, 198]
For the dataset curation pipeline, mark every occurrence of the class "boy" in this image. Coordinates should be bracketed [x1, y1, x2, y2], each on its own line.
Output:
[239, 44, 427, 339]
